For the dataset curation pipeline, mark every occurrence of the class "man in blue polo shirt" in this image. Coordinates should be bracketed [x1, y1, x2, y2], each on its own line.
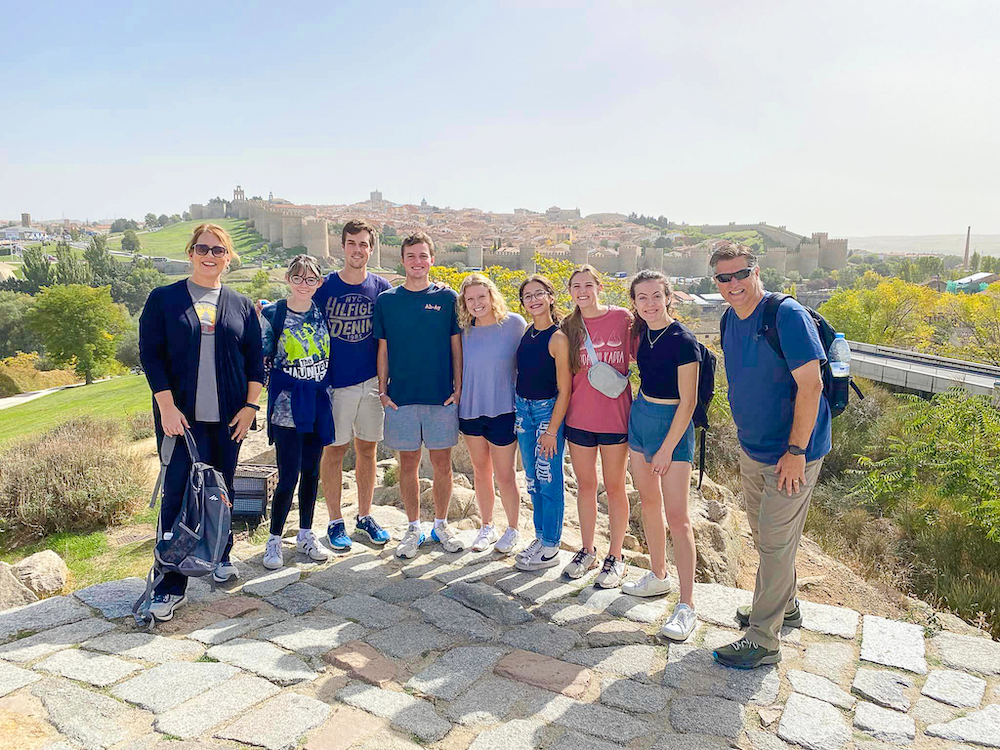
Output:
[710, 242, 831, 669]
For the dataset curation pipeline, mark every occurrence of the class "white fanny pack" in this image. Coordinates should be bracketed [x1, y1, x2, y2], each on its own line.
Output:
[583, 327, 629, 399]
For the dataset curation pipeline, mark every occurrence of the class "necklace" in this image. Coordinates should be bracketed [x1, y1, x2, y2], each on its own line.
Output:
[530, 323, 555, 339]
[646, 325, 669, 348]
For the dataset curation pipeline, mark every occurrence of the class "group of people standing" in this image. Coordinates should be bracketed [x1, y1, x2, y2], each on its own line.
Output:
[139, 220, 831, 671]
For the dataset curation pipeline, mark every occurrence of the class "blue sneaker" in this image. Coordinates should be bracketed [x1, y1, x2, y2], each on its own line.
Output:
[356, 515, 391, 546]
[327, 520, 352, 551]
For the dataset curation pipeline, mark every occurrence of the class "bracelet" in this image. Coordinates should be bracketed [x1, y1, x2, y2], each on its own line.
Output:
[245, 403, 260, 411]
[544, 431, 556, 438]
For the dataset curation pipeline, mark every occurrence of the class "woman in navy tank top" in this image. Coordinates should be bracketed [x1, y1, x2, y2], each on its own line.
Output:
[512, 275, 572, 572]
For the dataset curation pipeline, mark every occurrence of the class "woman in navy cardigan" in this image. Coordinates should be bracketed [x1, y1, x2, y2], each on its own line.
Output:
[139, 223, 264, 622]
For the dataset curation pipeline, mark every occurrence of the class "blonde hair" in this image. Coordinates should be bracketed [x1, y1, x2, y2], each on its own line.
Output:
[185, 223, 239, 263]
[561, 264, 602, 373]
[457, 273, 509, 330]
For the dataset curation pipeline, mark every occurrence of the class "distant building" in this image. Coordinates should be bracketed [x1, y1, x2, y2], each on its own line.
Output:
[21, 213, 31, 227]
[2, 226, 44, 242]
[545, 206, 581, 222]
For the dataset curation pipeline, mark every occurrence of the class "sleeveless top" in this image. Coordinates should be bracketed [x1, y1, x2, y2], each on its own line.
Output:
[516, 324, 559, 400]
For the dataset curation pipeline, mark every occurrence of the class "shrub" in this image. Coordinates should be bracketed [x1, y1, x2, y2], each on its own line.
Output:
[127, 411, 154, 441]
[0, 352, 78, 397]
[383, 463, 399, 487]
[0, 417, 147, 543]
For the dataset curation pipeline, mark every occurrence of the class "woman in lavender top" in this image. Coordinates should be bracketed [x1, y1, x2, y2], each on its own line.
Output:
[457, 274, 527, 553]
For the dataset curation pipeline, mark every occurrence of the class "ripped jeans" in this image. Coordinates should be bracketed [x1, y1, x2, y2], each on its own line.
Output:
[514, 395, 566, 547]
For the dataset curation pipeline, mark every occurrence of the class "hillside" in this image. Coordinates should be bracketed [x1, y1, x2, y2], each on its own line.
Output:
[106, 218, 264, 260]
[847, 233, 1000, 257]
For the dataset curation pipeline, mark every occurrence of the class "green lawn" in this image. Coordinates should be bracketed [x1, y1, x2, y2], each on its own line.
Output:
[106, 219, 266, 260]
[0, 375, 152, 447]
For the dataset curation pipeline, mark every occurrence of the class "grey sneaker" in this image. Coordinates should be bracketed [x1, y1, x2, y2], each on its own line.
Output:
[262, 536, 284, 570]
[395, 526, 426, 559]
[431, 523, 465, 553]
[622, 570, 672, 597]
[594, 554, 627, 589]
[147, 593, 187, 621]
[563, 548, 598, 579]
[494, 527, 519, 554]
[658, 603, 698, 642]
[212, 561, 239, 584]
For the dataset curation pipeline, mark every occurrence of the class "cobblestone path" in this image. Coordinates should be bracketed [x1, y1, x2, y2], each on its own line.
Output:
[2, 507, 998, 750]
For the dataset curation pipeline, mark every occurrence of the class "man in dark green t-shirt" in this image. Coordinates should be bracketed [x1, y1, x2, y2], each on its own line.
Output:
[375, 232, 464, 559]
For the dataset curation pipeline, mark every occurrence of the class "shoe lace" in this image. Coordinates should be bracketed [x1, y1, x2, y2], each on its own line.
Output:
[600, 555, 618, 574]
[362, 516, 382, 533]
[266, 537, 281, 555]
[733, 638, 759, 651]
[571, 549, 589, 566]
[404, 526, 420, 544]
[151, 593, 169, 603]
[475, 526, 492, 543]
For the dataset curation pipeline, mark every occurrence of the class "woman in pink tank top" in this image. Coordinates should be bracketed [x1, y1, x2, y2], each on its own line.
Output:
[559, 265, 633, 589]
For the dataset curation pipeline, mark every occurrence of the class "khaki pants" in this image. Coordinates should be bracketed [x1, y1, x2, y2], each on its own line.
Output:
[739, 449, 824, 650]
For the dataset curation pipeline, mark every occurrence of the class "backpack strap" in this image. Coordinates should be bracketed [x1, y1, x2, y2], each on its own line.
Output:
[698, 428, 706, 490]
[760, 293, 790, 361]
[149, 435, 177, 509]
[272, 299, 289, 346]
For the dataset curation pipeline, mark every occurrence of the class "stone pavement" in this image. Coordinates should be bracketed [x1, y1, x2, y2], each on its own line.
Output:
[1, 505, 999, 750]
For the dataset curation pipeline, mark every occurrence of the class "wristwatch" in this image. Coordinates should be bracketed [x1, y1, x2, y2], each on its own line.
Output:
[787, 444, 806, 456]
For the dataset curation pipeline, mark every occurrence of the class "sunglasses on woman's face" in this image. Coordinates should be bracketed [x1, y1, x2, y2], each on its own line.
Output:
[193, 244, 228, 257]
[289, 275, 320, 286]
[714, 267, 753, 284]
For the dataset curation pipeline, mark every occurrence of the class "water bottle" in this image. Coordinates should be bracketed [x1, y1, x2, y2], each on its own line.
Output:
[828, 333, 850, 415]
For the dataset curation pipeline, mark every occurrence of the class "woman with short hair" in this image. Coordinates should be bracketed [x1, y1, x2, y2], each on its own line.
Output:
[138, 223, 264, 622]
[457, 273, 526, 553]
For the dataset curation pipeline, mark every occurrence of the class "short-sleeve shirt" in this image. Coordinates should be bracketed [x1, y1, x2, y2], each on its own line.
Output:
[187, 279, 221, 423]
[313, 271, 391, 389]
[460, 313, 527, 419]
[260, 302, 331, 429]
[373, 284, 460, 407]
[721, 294, 832, 465]
[565, 306, 633, 434]
[635, 321, 702, 400]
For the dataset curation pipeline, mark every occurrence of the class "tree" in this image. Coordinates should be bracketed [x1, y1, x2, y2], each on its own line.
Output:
[946, 283, 1000, 365]
[109, 218, 138, 233]
[182, 211, 191, 221]
[112, 259, 166, 315]
[0, 291, 43, 358]
[145, 213, 158, 228]
[27, 285, 127, 384]
[121, 229, 141, 256]
[84, 234, 118, 285]
[168, 214, 182, 225]
[760, 267, 786, 292]
[157, 214, 169, 227]
[970, 251, 981, 273]
[654, 235, 673, 249]
[20, 245, 54, 294]
[819, 277, 936, 348]
[53, 244, 92, 286]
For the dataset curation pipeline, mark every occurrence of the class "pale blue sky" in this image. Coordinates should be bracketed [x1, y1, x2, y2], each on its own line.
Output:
[2, 1, 997, 235]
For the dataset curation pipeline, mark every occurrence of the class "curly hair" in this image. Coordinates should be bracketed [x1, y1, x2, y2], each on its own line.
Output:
[457, 273, 509, 329]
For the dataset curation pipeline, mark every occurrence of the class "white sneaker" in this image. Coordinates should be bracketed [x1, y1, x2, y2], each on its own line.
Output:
[494, 527, 519, 555]
[472, 525, 500, 552]
[147, 593, 187, 621]
[563, 548, 598, 579]
[296, 529, 330, 562]
[622, 571, 672, 598]
[212, 561, 239, 584]
[516, 538, 542, 563]
[515, 544, 561, 571]
[395, 526, 426, 559]
[594, 554, 627, 589]
[262, 536, 284, 570]
[659, 603, 698, 642]
[431, 523, 465, 553]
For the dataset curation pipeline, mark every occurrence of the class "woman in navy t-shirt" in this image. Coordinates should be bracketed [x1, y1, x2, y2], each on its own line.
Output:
[622, 270, 702, 643]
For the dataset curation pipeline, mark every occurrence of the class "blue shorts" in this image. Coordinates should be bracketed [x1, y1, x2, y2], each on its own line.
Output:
[384, 403, 459, 452]
[627, 393, 695, 464]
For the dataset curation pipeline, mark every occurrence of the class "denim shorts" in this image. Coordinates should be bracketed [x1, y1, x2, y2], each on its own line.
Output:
[459, 412, 516, 446]
[627, 393, 695, 463]
[384, 403, 459, 452]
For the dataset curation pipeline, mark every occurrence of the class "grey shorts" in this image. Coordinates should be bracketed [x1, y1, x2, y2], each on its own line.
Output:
[331, 376, 384, 446]
[383, 403, 459, 452]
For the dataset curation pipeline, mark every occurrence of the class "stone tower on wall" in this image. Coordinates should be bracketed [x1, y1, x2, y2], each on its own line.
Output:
[619, 244, 639, 276]
[467, 243, 484, 269]
[571, 242, 590, 267]
[302, 218, 329, 259]
[519, 244, 535, 272]
[233, 185, 245, 201]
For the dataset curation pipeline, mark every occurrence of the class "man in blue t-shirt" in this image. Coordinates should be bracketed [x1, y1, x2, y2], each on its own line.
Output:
[374, 231, 464, 560]
[312, 219, 393, 552]
[709, 242, 831, 670]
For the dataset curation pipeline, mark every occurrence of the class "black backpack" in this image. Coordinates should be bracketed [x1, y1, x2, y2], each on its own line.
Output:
[262, 299, 289, 385]
[692, 342, 717, 490]
[133, 429, 233, 627]
[719, 293, 864, 419]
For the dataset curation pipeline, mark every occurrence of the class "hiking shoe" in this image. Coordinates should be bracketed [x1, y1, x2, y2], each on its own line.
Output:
[356, 515, 391, 546]
[516, 538, 543, 563]
[472, 524, 500, 552]
[623, 570, 672, 598]
[494, 527, 519, 554]
[516, 544, 561, 571]
[262, 536, 284, 570]
[297, 530, 330, 562]
[563, 548, 598, 579]
[395, 526, 426, 559]
[735, 600, 802, 629]
[327, 520, 353, 551]
[147, 593, 187, 622]
[594, 554, 627, 589]
[212, 561, 239, 584]
[431, 523, 465, 552]
[713, 637, 781, 669]
[658, 603, 698, 642]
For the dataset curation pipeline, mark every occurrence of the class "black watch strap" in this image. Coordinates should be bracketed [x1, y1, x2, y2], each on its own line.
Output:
[787, 444, 806, 456]
[245, 403, 260, 411]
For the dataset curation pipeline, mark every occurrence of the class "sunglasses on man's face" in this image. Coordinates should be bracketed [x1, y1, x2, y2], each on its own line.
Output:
[193, 244, 228, 257]
[714, 267, 753, 284]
